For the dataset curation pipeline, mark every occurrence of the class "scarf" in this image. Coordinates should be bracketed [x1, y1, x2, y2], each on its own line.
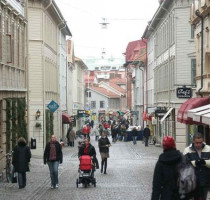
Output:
[84, 144, 89, 155]
[49, 141, 57, 161]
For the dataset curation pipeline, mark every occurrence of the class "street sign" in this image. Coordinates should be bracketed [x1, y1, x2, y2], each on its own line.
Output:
[176, 87, 192, 98]
[47, 100, 59, 113]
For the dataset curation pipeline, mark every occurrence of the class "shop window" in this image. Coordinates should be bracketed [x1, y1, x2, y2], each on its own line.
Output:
[191, 59, 196, 86]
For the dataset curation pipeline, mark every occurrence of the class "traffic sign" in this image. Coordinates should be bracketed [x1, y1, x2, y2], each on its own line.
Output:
[47, 100, 59, 113]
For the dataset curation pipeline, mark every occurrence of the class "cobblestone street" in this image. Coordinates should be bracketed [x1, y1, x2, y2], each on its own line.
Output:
[1, 137, 209, 200]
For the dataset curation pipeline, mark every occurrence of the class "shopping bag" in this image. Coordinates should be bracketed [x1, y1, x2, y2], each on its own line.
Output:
[10, 167, 17, 183]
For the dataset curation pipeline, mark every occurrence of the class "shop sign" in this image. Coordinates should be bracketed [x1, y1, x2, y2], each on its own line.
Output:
[155, 107, 167, 118]
[176, 87, 192, 98]
[77, 110, 86, 118]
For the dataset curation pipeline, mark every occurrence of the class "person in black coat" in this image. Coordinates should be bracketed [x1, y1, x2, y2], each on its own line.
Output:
[132, 126, 138, 145]
[98, 131, 111, 174]
[44, 135, 63, 189]
[78, 138, 99, 171]
[151, 136, 182, 200]
[12, 137, 31, 189]
[143, 125, 151, 146]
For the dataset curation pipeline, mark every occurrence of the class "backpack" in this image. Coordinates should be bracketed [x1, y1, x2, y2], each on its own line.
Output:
[178, 156, 196, 199]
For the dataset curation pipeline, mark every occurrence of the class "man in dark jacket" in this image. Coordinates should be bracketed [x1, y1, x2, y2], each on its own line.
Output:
[151, 136, 182, 200]
[12, 137, 31, 189]
[183, 132, 210, 200]
[143, 125, 150, 147]
[44, 135, 63, 189]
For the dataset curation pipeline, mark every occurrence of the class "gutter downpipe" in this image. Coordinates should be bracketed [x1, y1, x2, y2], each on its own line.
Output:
[195, 10, 204, 98]
[141, 37, 147, 128]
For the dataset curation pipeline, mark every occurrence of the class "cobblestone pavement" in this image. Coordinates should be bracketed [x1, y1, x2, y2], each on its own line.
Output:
[0, 137, 210, 200]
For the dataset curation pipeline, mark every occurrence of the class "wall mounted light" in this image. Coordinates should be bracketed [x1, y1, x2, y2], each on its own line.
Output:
[36, 110, 41, 120]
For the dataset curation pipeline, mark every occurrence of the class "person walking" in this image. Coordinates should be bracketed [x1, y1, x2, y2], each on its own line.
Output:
[98, 131, 111, 174]
[151, 136, 182, 200]
[66, 127, 72, 146]
[132, 126, 138, 145]
[92, 126, 100, 141]
[143, 125, 150, 147]
[183, 132, 210, 200]
[12, 137, 31, 189]
[44, 135, 63, 189]
[68, 129, 76, 147]
[78, 138, 99, 176]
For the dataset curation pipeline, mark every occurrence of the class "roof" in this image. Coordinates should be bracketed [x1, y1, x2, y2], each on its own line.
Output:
[109, 83, 126, 95]
[110, 77, 126, 84]
[125, 40, 147, 63]
[89, 86, 120, 98]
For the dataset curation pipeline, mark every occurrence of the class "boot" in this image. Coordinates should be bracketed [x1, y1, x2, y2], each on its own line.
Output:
[104, 160, 107, 174]
[101, 161, 103, 173]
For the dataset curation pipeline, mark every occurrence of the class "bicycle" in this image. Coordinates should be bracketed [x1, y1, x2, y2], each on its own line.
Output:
[0, 151, 13, 183]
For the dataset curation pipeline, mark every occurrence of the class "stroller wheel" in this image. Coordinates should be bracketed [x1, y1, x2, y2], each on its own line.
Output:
[76, 179, 79, 188]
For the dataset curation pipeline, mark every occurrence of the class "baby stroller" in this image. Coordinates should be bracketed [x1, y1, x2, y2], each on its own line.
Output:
[76, 155, 96, 188]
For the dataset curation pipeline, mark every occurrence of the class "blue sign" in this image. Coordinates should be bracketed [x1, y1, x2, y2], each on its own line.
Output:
[47, 100, 59, 113]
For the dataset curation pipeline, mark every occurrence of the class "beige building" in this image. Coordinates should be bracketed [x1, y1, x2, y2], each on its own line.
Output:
[191, 0, 210, 96]
[72, 57, 87, 130]
[27, 0, 71, 156]
[0, 0, 27, 173]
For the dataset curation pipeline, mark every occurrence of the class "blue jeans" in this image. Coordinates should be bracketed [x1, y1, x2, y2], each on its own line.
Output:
[18, 172, 26, 188]
[48, 161, 59, 187]
[133, 136, 137, 145]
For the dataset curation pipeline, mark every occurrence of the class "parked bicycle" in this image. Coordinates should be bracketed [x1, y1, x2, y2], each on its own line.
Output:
[0, 151, 13, 182]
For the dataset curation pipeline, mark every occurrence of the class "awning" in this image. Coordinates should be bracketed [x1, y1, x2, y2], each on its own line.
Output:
[177, 97, 210, 125]
[202, 113, 210, 125]
[193, 109, 210, 122]
[62, 113, 71, 124]
[160, 108, 174, 124]
[188, 104, 210, 118]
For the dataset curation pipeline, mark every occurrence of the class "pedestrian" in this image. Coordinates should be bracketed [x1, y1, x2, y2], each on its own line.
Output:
[68, 129, 76, 147]
[132, 126, 138, 145]
[98, 131, 111, 174]
[82, 124, 88, 138]
[44, 135, 63, 189]
[99, 124, 104, 136]
[12, 137, 31, 189]
[66, 127, 72, 146]
[183, 132, 210, 200]
[78, 138, 99, 177]
[143, 125, 150, 147]
[151, 136, 182, 200]
[92, 126, 100, 141]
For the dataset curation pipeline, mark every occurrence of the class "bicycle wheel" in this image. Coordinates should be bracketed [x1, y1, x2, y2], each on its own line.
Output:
[6, 163, 11, 183]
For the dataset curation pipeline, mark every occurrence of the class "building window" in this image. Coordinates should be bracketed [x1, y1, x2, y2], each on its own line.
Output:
[100, 101, 105, 108]
[91, 101, 96, 109]
[191, 59, 196, 86]
[86, 91, 91, 97]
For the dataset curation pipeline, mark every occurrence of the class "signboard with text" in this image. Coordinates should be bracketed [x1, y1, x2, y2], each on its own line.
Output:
[176, 87, 192, 98]
[47, 100, 59, 113]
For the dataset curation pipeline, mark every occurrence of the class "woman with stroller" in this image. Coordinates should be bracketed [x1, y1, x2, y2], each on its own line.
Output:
[98, 131, 111, 174]
[78, 138, 99, 175]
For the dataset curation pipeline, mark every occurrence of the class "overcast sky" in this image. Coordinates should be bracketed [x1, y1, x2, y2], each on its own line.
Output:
[55, 0, 160, 60]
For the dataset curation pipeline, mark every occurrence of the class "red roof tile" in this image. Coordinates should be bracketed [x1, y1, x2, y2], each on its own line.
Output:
[90, 86, 120, 98]
[110, 77, 126, 84]
[109, 83, 126, 95]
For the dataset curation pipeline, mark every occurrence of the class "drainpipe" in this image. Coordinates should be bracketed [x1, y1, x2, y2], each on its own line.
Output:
[195, 10, 204, 98]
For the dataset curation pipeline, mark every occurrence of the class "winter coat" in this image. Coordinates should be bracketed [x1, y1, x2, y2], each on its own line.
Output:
[12, 142, 31, 173]
[68, 130, 76, 142]
[44, 141, 63, 164]
[132, 128, 138, 137]
[98, 137, 110, 153]
[78, 144, 99, 169]
[143, 127, 150, 138]
[183, 143, 210, 187]
[151, 149, 182, 200]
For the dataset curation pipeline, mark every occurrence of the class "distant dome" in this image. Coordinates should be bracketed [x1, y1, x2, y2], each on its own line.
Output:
[158, 0, 164, 4]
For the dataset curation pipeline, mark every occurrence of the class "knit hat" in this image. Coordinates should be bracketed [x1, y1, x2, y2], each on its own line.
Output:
[162, 136, 176, 150]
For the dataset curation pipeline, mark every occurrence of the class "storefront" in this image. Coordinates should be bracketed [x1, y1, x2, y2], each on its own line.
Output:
[177, 97, 210, 145]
